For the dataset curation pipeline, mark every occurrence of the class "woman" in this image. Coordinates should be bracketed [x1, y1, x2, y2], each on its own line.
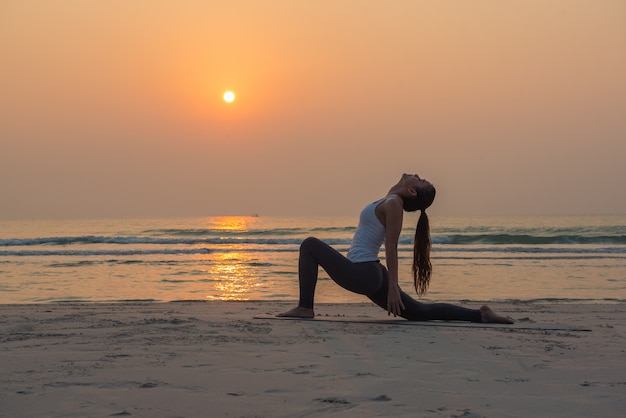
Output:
[278, 173, 513, 323]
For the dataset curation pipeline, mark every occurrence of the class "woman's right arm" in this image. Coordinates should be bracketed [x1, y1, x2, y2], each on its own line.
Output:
[380, 197, 406, 316]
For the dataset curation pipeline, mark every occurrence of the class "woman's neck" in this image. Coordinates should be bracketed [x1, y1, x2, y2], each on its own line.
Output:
[388, 183, 408, 197]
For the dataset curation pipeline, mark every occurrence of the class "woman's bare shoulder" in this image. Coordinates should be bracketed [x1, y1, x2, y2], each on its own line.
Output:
[380, 194, 403, 210]
[376, 195, 404, 224]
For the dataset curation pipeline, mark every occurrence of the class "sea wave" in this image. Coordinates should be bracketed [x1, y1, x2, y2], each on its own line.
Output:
[433, 234, 626, 245]
[2, 233, 626, 248]
[0, 236, 308, 247]
[2, 247, 625, 259]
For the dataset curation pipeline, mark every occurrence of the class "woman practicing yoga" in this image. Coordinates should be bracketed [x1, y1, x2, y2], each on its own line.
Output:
[278, 173, 513, 323]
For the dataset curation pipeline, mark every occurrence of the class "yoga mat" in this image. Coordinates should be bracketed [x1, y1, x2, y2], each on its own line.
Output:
[253, 314, 591, 331]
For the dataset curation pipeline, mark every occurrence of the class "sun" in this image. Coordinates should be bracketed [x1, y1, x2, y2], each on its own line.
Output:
[223, 91, 235, 103]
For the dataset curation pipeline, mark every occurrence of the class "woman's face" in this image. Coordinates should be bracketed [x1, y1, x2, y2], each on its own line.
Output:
[402, 173, 432, 194]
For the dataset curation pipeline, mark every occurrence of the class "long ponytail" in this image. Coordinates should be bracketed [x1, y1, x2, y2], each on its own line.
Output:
[412, 209, 432, 297]
[402, 182, 436, 296]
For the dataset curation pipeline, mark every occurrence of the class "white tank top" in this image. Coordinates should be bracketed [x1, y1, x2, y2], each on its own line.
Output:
[346, 197, 388, 262]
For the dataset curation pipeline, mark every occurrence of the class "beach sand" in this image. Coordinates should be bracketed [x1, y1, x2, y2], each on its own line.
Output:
[1, 301, 624, 417]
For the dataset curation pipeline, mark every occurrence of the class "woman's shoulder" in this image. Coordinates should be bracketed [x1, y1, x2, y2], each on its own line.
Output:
[382, 193, 403, 206]
[376, 194, 404, 215]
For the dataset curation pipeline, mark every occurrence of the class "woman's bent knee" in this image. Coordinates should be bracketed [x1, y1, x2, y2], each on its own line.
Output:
[300, 236, 321, 252]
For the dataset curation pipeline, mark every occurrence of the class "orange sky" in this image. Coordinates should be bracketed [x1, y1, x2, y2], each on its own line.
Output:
[1, 1, 625, 219]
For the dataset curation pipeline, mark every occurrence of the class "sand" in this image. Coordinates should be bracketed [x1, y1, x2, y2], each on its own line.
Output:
[0, 301, 624, 418]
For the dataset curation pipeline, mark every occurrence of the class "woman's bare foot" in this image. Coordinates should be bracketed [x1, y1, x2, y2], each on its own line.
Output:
[276, 306, 314, 318]
[480, 305, 514, 324]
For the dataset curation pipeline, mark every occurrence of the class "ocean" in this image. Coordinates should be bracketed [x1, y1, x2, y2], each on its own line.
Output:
[1, 214, 625, 304]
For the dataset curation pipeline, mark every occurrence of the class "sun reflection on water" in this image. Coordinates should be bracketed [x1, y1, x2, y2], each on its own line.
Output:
[201, 216, 262, 301]
[208, 216, 255, 232]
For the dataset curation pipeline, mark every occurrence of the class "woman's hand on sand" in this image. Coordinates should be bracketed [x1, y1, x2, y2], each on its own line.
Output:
[387, 287, 405, 317]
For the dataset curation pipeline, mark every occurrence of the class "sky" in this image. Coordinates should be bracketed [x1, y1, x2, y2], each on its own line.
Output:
[1, 1, 625, 219]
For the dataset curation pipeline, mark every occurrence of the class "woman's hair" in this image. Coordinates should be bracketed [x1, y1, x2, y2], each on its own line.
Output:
[402, 185, 436, 297]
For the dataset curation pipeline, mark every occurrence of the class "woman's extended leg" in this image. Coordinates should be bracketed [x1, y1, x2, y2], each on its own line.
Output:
[278, 237, 384, 317]
[366, 266, 512, 322]
[369, 287, 483, 322]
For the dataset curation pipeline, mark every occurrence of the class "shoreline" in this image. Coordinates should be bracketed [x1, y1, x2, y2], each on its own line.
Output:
[2, 296, 625, 306]
[1, 301, 624, 417]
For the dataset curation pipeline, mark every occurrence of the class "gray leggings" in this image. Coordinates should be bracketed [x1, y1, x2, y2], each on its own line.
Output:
[298, 237, 482, 322]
